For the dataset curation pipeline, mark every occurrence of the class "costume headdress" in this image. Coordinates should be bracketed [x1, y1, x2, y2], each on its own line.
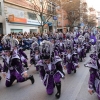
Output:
[40, 40, 54, 60]
[32, 37, 38, 42]
[31, 41, 39, 51]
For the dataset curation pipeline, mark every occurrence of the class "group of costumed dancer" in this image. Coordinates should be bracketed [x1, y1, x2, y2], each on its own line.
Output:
[0, 30, 99, 99]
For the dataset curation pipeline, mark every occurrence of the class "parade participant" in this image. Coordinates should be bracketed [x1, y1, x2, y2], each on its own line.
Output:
[0, 63, 2, 80]
[22, 35, 31, 50]
[37, 33, 43, 45]
[50, 36, 60, 56]
[31, 37, 38, 43]
[78, 35, 86, 60]
[18, 47, 29, 70]
[90, 32, 96, 46]
[10, 37, 29, 70]
[30, 41, 40, 71]
[84, 37, 100, 99]
[58, 37, 65, 57]
[64, 46, 79, 74]
[84, 51, 100, 99]
[1, 35, 11, 49]
[42, 33, 48, 40]
[2, 37, 34, 87]
[36, 40, 65, 99]
[84, 32, 91, 52]
[84, 32, 90, 40]
[57, 33, 65, 57]
[77, 35, 84, 60]
[76, 30, 80, 38]
[85, 38, 91, 53]
[66, 32, 70, 39]
[77, 43, 83, 62]
[66, 38, 73, 51]
[54, 43, 60, 56]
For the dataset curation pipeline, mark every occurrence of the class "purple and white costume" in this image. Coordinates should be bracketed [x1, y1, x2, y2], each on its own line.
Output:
[63, 48, 79, 74]
[85, 52, 100, 99]
[36, 40, 65, 99]
[1, 36, 34, 87]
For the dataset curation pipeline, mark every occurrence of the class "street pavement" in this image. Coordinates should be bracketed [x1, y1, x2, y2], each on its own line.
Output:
[0, 50, 98, 100]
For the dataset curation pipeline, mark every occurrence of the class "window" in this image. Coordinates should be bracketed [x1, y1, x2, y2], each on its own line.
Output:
[11, 29, 23, 33]
[0, 2, 2, 15]
[52, 7, 56, 14]
[27, 12, 37, 20]
[30, 29, 37, 33]
[48, 5, 51, 13]
[0, 23, 3, 34]
[42, 16, 46, 23]
[98, 12, 100, 16]
[58, 22, 60, 24]
[52, 4, 56, 14]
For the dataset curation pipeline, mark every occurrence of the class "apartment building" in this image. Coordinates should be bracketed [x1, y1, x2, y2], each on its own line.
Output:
[0, 0, 5, 34]
[4, 0, 44, 34]
[3, 0, 57, 34]
[96, 11, 100, 27]
[56, 9, 68, 33]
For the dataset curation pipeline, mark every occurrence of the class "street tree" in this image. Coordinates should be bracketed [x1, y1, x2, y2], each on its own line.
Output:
[51, 0, 88, 30]
[87, 7, 97, 28]
[26, 0, 57, 34]
[87, 14, 97, 28]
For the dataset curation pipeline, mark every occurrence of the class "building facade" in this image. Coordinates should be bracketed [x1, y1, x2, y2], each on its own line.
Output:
[56, 9, 68, 33]
[96, 11, 100, 27]
[4, 0, 42, 34]
[0, 0, 5, 34]
[3, 0, 57, 34]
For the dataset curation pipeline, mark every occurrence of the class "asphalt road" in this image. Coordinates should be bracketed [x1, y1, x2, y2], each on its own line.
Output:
[0, 50, 98, 100]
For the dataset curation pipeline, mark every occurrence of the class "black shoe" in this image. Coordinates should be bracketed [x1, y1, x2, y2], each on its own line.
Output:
[29, 75, 34, 84]
[55, 82, 61, 99]
[0, 76, 2, 80]
[27, 67, 29, 70]
[74, 69, 76, 73]
[55, 92, 60, 99]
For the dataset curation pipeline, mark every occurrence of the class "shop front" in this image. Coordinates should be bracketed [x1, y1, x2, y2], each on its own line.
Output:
[6, 15, 41, 34]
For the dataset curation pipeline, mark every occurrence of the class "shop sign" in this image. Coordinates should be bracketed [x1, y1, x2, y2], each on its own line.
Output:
[8, 15, 41, 25]
[8, 15, 27, 23]
[53, 16, 57, 20]
[27, 19, 41, 25]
